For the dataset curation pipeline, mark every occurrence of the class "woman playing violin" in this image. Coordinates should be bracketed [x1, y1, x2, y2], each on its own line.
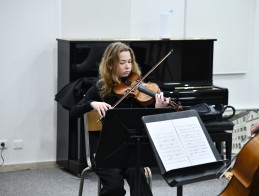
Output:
[70, 42, 170, 196]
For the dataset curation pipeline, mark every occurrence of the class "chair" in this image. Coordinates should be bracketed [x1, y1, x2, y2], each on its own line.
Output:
[78, 111, 152, 196]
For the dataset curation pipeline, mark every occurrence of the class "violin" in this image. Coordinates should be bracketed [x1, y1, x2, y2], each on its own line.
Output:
[219, 135, 259, 196]
[113, 73, 182, 110]
[97, 49, 178, 122]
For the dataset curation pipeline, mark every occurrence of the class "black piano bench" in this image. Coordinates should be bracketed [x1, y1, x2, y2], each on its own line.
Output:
[204, 120, 234, 161]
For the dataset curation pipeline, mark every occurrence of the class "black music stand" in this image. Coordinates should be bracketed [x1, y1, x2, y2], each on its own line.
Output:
[142, 110, 225, 196]
[94, 108, 174, 196]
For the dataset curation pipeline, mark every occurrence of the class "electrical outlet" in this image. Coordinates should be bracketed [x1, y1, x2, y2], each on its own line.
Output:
[12, 140, 23, 150]
[0, 140, 8, 149]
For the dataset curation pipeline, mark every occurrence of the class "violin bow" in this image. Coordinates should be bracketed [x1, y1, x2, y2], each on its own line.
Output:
[112, 49, 174, 109]
[97, 49, 174, 122]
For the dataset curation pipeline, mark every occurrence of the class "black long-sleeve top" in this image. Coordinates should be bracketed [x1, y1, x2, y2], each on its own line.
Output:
[70, 84, 147, 118]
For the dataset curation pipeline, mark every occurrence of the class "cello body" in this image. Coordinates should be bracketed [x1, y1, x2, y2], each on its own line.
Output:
[219, 135, 259, 196]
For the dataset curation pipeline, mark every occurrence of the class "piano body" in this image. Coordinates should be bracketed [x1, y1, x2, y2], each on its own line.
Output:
[56, 39, 228, 174]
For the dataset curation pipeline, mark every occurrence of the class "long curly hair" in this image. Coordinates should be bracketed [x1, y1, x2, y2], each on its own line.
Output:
[98, 42, 141, 98]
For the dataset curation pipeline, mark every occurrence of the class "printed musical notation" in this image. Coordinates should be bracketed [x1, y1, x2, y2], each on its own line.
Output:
[145, 116, 216, 172]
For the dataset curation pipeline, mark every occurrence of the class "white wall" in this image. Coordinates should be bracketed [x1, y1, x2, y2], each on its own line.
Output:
[130, 0, 185, 38]
[185, 0, 259, 109]
[186, 0, 253, 74]
[61, 0, 185, 39]
[0, 0, 60, 165]
[62, 0, 131, 39]
[0, 0, 258, 165]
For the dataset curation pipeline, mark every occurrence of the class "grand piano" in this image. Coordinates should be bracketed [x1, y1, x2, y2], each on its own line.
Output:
[56, 39, 229, 174]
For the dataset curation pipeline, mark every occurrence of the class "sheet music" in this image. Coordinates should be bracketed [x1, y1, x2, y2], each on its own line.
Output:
[146, 116, 216, 172]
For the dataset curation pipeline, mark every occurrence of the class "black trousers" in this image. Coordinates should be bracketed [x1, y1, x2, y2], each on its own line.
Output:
[95, 168, 153, 196]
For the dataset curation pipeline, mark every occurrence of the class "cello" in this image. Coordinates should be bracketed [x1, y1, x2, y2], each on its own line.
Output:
[219, 134, 259, 196]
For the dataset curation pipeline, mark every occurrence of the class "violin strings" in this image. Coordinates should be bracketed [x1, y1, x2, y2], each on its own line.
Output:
[113, 50, 174, 109]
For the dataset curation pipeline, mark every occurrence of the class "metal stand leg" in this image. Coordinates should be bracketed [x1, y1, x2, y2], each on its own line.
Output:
[136, 137, 141, 196]
[177, 186, 183, 196]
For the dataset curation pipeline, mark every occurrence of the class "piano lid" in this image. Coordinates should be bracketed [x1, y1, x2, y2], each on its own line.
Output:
[70, 39, 216, 87]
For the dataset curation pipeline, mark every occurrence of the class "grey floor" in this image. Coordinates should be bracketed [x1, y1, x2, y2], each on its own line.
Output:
[0, 167, 228, 196]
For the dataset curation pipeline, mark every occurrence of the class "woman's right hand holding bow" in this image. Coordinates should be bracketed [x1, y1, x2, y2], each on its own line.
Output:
[90, 101, 112, 118]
